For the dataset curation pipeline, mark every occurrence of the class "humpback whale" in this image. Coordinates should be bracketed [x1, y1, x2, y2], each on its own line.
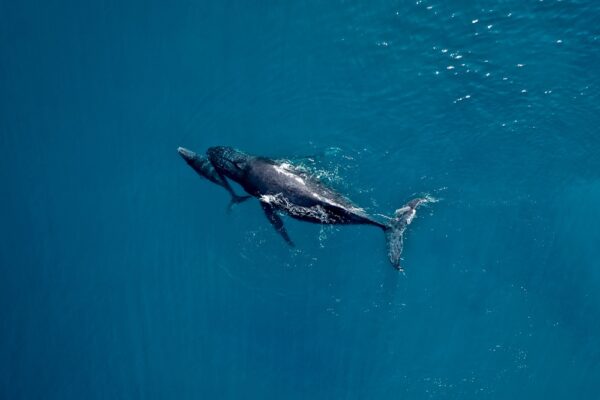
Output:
[178, 146, 431, 270]
[178, 147, 251, 209]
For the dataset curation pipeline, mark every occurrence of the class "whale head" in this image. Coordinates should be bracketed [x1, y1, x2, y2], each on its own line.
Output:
[178, 146, 202, 165]
[178, 146, 220, 183]
[207, 146, 251, 182]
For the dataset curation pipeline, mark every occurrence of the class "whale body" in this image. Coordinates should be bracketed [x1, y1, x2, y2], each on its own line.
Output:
[179, 146, 431, 270]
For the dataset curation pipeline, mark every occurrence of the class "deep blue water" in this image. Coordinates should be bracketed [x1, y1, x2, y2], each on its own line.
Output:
[1, 0, 599, 398]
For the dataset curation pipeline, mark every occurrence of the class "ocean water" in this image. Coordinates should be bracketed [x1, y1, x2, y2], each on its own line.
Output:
[1, 0, 599, 398]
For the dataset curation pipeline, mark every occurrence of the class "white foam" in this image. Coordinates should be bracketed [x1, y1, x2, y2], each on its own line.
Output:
[260, 193, 332, 223]
[273, 163, 306, 186]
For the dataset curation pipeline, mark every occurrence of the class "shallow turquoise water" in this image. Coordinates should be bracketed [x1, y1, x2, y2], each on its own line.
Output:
[1, 1, 599, 398]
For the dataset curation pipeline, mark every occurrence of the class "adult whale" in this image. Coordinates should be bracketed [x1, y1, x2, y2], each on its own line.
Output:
[178, 146, 432, 270]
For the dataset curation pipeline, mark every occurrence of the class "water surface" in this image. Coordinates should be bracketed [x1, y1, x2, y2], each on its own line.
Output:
[1, 0, 599, 398]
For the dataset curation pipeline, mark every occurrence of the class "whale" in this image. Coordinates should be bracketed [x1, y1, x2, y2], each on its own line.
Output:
[178, 147, 251, 209]
[178, 146, 431, 270]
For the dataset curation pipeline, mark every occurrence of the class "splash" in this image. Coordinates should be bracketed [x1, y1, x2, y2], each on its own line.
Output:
[260, 193, 332, 223]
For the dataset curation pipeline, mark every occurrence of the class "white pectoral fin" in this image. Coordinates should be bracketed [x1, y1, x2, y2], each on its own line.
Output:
[260, 201, 295, 247]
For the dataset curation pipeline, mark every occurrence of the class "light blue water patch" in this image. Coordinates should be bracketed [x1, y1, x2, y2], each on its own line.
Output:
[1, 0, 599, 399]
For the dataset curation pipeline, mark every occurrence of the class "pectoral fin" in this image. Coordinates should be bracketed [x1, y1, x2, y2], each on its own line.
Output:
[226, 195, 252, 213]
[260, 202, 294, 247]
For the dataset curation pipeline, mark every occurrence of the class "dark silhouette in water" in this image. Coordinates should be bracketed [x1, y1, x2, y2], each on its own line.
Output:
[177, 147, 251, 210]
[178, 146, 431, 270]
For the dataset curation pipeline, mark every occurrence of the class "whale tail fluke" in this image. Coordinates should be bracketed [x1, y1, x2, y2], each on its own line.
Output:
[385, 196, 436, 271]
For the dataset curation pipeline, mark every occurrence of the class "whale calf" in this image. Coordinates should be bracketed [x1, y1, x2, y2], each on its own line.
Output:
[179, 146, 431, 270]
[178, 147, 251, 209]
